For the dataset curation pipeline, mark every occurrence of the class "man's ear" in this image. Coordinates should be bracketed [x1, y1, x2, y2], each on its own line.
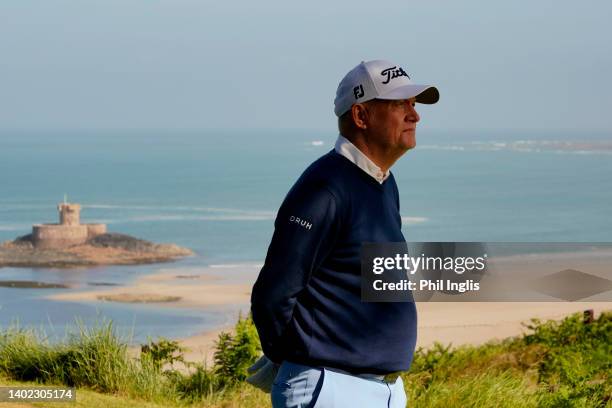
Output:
[351, 103, 368, 130]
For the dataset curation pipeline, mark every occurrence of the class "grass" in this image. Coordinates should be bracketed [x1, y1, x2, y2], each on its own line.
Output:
[0, 311, 610, 407]
[403, 311, 611, 407]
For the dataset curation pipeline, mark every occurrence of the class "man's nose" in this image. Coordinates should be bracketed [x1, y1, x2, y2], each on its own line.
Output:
[406, 102, 420, 123]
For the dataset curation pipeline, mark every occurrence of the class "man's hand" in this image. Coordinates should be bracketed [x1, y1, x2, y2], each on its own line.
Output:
[245, 355, 279, 393]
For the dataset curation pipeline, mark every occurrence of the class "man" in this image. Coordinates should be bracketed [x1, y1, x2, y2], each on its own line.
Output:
[250, 59, 439, 407]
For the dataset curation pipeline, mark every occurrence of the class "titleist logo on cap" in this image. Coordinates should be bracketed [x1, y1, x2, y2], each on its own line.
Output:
[380, 66, 410, 84]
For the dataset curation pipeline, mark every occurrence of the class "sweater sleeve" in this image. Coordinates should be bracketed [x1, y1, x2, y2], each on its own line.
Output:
[251, 182, 339, 363]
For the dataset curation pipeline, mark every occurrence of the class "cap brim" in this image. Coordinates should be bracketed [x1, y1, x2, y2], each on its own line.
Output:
[377, 84, 439, 104]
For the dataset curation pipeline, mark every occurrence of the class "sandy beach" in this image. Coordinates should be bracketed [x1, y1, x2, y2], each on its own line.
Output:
[48, 254, 612, 366]
[49, 264, 258, 366]
[169, 302, 612, 367]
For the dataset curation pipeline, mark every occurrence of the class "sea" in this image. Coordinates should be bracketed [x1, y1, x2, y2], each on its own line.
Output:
[0, 129, 611, 342]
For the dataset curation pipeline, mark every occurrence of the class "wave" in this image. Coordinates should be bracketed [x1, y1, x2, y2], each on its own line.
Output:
[0, 204, 50, 211]
[100, 213, 426, 225]
[103, 214, 275, 224]
[0, 204, 277, 226]
[401, 216, 428, 224]
[85, 204, 275, 216]
[420, 140, 612, 155]
[84, 205, 276, 223]
[419, 145, 466, 151]
[1, 211, 426, 227]
[208, 263, 263, 269]
[190, 207, 275, 216]
[86, 204, 154, 210]
[0, 224, 31, 232]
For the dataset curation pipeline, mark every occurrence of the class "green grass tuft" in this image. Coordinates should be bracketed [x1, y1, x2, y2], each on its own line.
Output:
[0, 311, 609, 407]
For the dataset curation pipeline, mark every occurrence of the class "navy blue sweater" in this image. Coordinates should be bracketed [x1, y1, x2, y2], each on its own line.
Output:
[251, 150, 417, 374]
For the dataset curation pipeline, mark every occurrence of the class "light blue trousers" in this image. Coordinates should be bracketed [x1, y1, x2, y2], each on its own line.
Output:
[271, 361, 407, 408]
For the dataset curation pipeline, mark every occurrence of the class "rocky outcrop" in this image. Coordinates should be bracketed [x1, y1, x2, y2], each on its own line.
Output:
[0, 233, 193, 268]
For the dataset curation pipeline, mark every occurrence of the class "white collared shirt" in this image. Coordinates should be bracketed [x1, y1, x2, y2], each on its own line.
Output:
[334, 135, 390, 184]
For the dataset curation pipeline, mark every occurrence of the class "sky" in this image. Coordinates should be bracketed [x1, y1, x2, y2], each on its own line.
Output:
[1, 0, 611, 133]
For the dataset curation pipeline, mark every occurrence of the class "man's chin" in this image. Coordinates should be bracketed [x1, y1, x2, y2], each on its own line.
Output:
[402, 137, 416, 151]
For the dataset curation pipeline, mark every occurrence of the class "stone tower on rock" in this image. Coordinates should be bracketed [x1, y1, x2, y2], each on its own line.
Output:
[31, 199, 107, 249]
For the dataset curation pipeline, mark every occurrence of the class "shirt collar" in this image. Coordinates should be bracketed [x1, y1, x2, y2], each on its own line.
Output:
[334, 134, 390, 184]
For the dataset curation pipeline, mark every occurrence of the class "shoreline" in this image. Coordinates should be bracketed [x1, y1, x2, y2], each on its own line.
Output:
[48, 263, 258, 366]
[168, 302, 612, 367]
[44, 257, 612, 366]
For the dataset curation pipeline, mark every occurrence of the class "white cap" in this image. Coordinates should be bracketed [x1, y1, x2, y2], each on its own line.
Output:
[334, 59, 439, 117]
